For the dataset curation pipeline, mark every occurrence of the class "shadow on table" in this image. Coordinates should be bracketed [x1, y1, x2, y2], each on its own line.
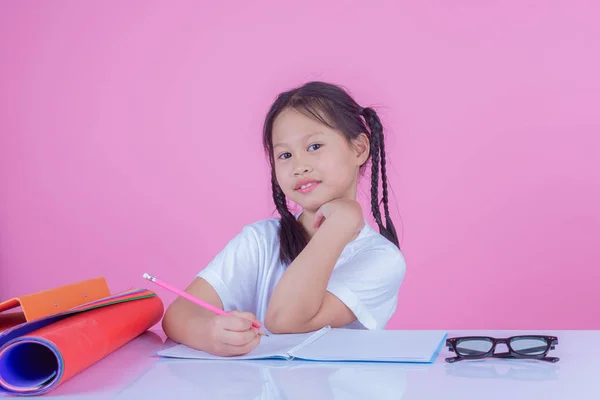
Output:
[445, 359, 559, 381]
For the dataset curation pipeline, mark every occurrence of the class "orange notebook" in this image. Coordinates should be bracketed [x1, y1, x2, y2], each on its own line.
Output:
[0, 285, 164, 396]
[0, 277, 111, 330]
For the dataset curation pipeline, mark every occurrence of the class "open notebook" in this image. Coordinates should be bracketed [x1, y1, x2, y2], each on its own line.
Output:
[158, 326, 447, 363]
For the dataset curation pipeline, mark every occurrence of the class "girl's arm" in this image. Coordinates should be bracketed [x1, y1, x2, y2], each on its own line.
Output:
[264, 200, 363, 334]
[162, 277, 224, 349]
[162, 278, 261, 355]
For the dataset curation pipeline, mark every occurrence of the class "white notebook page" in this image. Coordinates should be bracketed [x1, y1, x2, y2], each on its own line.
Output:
[290, 329, 447, 362]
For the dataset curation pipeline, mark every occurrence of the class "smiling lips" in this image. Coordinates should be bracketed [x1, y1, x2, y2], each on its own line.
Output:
[294, 179, 321, 194]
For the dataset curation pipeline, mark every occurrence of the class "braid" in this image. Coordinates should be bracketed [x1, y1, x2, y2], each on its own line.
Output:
[367, 120, 386, 233]
[272, 177, 308, 265]
[361, 107, 400, 248]
[378, 125, 399, 246]
[272, 177, 293, 219]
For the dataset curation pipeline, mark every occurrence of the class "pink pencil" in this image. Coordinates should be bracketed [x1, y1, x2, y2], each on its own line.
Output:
[143, 273, 266, 335]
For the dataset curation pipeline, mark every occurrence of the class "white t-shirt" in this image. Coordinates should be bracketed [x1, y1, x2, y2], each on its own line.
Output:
[197, 216, 406, 331]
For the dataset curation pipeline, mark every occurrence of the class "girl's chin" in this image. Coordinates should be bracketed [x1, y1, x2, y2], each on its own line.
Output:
[290, 192, 340, 213]
[293, 200, 328, 214]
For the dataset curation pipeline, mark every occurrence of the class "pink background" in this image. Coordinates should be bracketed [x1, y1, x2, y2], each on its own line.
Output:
[1, 1, 598, 329]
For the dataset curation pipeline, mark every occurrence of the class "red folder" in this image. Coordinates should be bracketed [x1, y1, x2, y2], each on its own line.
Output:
[0, 286, 164, 396]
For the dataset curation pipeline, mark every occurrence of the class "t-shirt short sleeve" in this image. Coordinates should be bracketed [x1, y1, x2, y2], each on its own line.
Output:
[196, 226, 261, 313]
[326, 246, 406, 330]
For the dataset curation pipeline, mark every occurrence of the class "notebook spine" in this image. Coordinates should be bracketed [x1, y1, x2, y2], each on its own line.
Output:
[286, 325, 331, 359]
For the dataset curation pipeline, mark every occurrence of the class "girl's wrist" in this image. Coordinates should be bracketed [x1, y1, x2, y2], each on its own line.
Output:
[318, 215, 362, 244]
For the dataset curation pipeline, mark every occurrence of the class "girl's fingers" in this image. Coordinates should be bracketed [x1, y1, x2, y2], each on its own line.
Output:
[226, 333, 261, 356]
[314, 208, 325, 229]
[218, 314, 252, 332]
[221, 328, 258, 347]
[222, 311, 267, 336]
[230, 311, 261, 326]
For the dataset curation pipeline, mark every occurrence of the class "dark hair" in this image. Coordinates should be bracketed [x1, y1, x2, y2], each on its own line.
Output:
[262, 81, 399, 265]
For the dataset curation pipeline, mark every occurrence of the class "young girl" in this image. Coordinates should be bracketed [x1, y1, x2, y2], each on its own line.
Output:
[162, 81, 406, 357]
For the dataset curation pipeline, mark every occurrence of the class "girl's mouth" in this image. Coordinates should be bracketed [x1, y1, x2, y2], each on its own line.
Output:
[295, 181, 320, 193]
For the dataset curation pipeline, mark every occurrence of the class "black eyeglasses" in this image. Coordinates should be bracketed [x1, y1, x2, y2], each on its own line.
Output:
[445, 335, 559, 363]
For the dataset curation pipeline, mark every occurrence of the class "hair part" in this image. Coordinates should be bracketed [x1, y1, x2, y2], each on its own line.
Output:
[262, 81, 399, 265]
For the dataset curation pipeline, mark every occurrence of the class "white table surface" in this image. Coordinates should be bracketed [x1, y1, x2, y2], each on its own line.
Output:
[20, 329, 600, 399]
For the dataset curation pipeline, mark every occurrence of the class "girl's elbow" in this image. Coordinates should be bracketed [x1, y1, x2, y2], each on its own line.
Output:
[264, 309, 295, 334]
[264, 311, 316, 334]
[161, 305, 175, 336]
[264, 319, 292, 334]
[161, 302, 184, 342]
[263, 308, 280, 333]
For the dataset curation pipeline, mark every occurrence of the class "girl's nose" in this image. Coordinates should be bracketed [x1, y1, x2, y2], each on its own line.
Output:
[293, 165, 312, 175]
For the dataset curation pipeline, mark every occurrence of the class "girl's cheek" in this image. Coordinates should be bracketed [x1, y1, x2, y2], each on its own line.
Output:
[275, 168, 291, 187]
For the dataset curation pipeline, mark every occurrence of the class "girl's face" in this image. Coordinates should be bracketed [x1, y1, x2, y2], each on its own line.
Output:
[271, 108, 369, 213]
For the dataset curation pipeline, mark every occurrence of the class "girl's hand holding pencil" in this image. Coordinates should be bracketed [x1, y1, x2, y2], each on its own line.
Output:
[143, 273, 267, 356]
[202, 310, 264, 356]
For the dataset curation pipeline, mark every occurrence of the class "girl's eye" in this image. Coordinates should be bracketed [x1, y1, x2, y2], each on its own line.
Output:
[308, 144, 322, 151]
[278, 152, 292, 160]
